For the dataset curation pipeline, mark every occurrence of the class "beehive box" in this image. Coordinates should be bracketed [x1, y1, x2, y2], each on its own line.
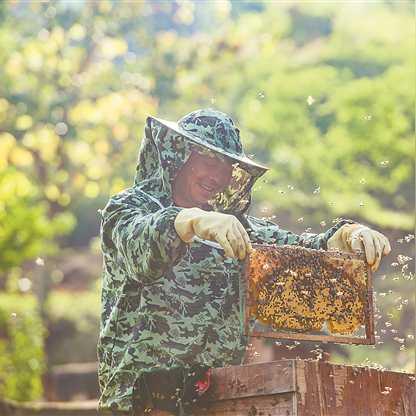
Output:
[242, 244, 375, 344]
[201, 360, 415, 416]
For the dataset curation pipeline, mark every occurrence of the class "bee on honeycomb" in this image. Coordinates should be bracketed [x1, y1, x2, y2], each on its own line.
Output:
[247, 245, 368, 335]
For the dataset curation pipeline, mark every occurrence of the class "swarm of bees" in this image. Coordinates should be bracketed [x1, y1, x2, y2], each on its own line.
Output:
[247, 245, 369, 335]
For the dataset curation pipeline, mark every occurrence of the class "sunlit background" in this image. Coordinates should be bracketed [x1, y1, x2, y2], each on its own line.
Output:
[0, 0, 414, 403]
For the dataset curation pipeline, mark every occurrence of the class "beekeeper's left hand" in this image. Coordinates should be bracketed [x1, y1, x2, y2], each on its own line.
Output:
[327, 223, 391, 272]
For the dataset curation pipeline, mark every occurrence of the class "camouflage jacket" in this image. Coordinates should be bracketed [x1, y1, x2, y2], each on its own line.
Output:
[97, 110, 353, 413]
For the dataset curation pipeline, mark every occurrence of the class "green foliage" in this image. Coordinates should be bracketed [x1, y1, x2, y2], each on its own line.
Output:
[1, 1, 410, 240]
[0, 1, 157, 254]
[172, 2, 414, 231]
[0, 294, 45, 401]
[0, 168, 75, 276]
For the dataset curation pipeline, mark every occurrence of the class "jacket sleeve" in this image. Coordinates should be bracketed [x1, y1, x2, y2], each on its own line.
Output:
[100, 189, 186, 284]
[243, 215, 356, 250]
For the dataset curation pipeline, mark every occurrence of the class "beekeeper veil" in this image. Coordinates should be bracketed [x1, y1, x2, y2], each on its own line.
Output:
[134, 108, 268, 216]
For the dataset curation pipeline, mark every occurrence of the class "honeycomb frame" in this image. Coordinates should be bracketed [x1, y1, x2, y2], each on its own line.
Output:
[242, 244, 375, 345]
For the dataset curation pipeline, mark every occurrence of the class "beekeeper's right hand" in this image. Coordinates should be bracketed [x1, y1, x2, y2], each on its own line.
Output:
[174, 208, 252, 260]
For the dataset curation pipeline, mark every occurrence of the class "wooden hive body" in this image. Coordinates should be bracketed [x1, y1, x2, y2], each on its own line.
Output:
[201, 360, 415, 416]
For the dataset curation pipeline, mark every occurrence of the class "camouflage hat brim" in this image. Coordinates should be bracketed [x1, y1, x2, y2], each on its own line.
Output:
[149, 116, 269, 174]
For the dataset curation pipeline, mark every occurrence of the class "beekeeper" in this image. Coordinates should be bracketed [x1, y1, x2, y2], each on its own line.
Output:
[97, 109, 390, 415]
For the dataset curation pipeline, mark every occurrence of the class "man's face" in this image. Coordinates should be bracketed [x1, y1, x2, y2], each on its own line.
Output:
[172, 150, 233, 208]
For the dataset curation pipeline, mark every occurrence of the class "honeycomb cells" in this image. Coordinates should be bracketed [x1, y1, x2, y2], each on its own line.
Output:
[247, 245, 368, 335]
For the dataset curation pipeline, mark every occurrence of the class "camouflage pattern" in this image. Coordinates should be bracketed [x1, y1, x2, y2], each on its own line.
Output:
[97, 109, 354, 413]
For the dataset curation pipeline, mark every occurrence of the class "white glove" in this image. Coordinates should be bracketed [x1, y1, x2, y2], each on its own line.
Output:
[327, 223, 391, 272]
[174, 208, 252, 260]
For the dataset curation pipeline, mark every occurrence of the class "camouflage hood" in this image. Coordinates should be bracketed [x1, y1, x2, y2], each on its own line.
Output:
[134, 109, 268, 215]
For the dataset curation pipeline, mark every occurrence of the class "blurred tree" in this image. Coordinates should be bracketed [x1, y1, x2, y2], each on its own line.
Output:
[0, 166, 74, 290]
[171, 2, 414, 232]
[0, 294, 45, 401]
[0, 0, 157, 253]
[1, 1, 412, 255]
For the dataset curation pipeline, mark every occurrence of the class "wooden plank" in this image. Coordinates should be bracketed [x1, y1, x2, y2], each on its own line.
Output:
[207, 360, 296, 401]
[200, 393, 295, 416]
[365, 268, 376, 344]
[0, 399, 104, 416]
[248, 330, 373, 345]
[295, 360, 416, 416]
[44, 362, 99, 401]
